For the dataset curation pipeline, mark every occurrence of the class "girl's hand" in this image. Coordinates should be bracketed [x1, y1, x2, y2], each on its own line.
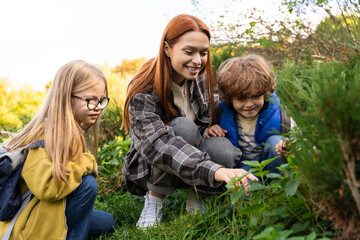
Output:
[214, 168, 258, 195]
[92, 161, 99, 178]
[204, 125, 227, 138]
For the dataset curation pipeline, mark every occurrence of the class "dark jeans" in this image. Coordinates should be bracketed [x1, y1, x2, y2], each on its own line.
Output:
[65, 175, 115, 240]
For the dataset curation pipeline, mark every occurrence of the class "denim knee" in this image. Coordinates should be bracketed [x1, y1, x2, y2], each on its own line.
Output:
[75, 175, 98, 201]
[88, 210, 116, 237]
[264, 135, 283, 148]
[170, 117, 202, 147]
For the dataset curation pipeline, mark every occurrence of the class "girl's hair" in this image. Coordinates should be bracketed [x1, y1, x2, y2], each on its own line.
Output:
[123, 14, 214, 130]
[216, 54, 275, 103]
[4, 60, 108, 183]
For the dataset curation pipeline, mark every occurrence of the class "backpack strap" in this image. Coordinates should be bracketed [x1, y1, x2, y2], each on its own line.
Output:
[2, 190, 32, 240]
[280, 107, 291, 134]
[212, 101, 223, 125]
[24, 140, 45, 150]
[1, 141, 44, 240]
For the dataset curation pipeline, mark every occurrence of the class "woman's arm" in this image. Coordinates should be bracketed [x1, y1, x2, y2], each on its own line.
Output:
[129, 92, 222, 188]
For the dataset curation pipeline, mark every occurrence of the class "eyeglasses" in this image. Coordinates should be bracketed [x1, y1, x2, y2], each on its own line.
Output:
[71, 95, 110, 110]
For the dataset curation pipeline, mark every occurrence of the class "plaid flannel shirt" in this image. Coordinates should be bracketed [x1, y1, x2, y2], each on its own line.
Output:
[122, 75, 223, 195]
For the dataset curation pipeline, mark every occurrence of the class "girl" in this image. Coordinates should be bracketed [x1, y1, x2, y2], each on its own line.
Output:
[0, 60, 115, 239]
[122, 14, 258, 229]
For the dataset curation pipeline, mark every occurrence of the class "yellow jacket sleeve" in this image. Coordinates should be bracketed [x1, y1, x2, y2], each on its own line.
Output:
[22, 147, 96, 201]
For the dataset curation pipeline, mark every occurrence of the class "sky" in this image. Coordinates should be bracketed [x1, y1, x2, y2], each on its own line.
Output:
[0, 0, 324, 91]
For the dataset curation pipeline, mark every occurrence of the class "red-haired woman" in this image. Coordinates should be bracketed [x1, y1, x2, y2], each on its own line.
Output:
[122, 14, 257, 229]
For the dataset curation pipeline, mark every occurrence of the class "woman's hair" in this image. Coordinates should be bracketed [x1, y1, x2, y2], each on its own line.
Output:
[123, 14, 214, 130]
[4, 60, 108, 183]
[216, 54, 275, 104]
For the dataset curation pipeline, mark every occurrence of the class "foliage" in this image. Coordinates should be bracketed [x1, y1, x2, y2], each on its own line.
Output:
[99, 99, 127, 146]
[208, 0, 360, 67]
[99, 58, 147, 109]
[276, 55, 360, 238]
[0, 78, 45, 139]
[311, 13, 360, 61]
[210, 43, 246, 73]
[112, 58, 148, 78]
[97, 137, 131, 194]
[95, 146, 334, 239]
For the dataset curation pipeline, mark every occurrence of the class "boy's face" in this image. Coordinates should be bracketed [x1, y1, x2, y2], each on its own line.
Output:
[231, 95, 265, 118]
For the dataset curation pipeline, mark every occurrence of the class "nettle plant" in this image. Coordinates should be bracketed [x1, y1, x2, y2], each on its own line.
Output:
[222, 157, 332, 240]
[97, 138, 131, 194]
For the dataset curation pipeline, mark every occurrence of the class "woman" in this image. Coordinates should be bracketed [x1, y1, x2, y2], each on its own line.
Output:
[122, 14, 257, 229]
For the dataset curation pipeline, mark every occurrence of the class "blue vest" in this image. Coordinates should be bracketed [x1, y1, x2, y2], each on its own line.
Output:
[219, 92, 282, 148]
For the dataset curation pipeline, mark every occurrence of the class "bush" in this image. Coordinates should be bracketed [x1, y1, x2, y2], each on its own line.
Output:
[276, 55, 360, 238]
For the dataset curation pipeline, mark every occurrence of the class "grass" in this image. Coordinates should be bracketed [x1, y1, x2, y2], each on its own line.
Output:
[93, 161, 335, 239]
[93, 139, 335, 239]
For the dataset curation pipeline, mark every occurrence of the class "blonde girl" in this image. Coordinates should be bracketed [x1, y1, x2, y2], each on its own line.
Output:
[0, 60, 115, 240]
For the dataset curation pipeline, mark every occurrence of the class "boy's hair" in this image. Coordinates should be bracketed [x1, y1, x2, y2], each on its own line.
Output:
[216, 54, 275, 104]
[4, 60, 108, 183]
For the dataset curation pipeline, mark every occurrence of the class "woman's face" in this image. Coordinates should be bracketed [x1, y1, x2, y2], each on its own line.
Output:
[164, 31, 209, 86]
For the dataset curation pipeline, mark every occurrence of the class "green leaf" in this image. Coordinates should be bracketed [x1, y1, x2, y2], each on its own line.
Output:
[277, 230, 293, 239]
[287, 237, 305, 240]
[230, 188, 244, 204]
[242, 160, 260, 167]
[249, 216, 258, 227]
[291, 222, 307, 234]
[109, 149, 120, 156]
[306, 232, 317, 240]
[238, 203, 264, 214]
[272, 207, 290, 218]
[266, 173, 282, 179]
[250, 183, 267, 191]
[107, 159, 120, 165]
[260, 157, 276, 167]
[253, 227, 275, 239]
[262, 207, 289, 218]
[285, 177, 300, 196]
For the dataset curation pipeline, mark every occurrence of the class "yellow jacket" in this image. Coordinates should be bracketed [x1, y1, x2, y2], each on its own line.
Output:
[0, 147, 96, 240]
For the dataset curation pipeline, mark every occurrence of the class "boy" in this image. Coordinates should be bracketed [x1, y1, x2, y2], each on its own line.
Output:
[206, 54, 291, 175]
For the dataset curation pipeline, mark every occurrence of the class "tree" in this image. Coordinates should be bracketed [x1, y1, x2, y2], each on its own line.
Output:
[199, 0, 359, 66]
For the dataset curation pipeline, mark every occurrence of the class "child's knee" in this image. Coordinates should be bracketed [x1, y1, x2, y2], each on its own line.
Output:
[265, 135, 284, 149]
[79, 175, 98, 199]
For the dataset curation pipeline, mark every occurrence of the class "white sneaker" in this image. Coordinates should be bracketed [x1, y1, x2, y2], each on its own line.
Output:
[136, 192, 164, 229]
[186, 188, 206, 214]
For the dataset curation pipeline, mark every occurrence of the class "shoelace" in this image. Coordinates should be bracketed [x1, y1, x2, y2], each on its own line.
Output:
[139, 198, 163, 222]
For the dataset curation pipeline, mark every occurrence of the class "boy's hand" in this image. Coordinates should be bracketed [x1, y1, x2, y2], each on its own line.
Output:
[275, 138, 292, 159]
[204, 125, 227, 138]
[214, 168, 258, 195]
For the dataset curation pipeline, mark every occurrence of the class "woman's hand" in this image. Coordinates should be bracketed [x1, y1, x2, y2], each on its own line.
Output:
[204, 124, 227, 138]
[214, 167, 258, 195]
